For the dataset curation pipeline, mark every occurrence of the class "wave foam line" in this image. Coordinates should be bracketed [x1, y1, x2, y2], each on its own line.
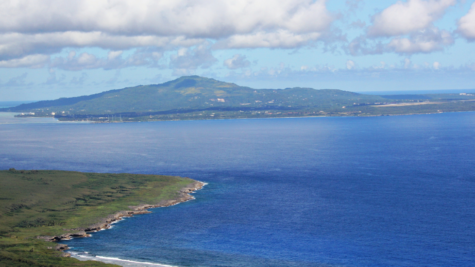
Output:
[71, 252, 177, 267]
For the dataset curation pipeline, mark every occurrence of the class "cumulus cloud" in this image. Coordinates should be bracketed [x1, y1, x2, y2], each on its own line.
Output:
[49, 48, 164, 71]
[0, 32, 201, 61]
[224, 54, 251, 69]
[108, 51, 123, 60]
[227, 59, 471, 84]
[368, 0, 455, 37]
[347, 36, 386, 55]
[387, 27, 453, 54]
[0, 0, 333, 36]
[125, 48, 164, 68]
[346, 0, 457, 56]
[51, 52, 101, 71]
[458, 2, 475, 40]
[169, 44, 217, 71]
[0, 0, 334, 62]
[350, 25, 453, 56]
[217, 31, 323, 49]
[0, 54, 49, 68]
[346, 60, 356, 70]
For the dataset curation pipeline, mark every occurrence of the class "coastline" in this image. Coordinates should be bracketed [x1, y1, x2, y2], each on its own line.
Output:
[70, 252, 178, 267]
[3, 108, 474, 125]
[40, 181, 206, 261]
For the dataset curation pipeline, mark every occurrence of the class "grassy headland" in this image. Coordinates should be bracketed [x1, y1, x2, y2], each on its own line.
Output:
[0, 169, 203, 266]
[3, 76, 475, 122]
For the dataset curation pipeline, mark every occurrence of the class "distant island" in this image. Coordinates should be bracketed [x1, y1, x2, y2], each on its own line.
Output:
[2, 76, 475, 122]
[0, 169, 204, 266]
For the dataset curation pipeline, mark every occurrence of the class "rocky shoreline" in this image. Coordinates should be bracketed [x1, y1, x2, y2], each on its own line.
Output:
[38, 180, 206, 257]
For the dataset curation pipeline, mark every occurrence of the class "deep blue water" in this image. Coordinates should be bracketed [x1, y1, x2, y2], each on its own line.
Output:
[1, 113, 474, 266]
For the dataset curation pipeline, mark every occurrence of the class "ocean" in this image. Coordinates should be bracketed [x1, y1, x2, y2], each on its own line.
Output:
[0, 112, 474, 266]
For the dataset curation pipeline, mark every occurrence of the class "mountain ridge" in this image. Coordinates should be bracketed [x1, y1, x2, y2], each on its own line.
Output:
[3, 76, 475, 121]
[2, 76, 380, 114]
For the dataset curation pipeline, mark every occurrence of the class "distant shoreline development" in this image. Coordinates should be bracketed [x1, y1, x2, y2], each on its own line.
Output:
[2, 76, 475, 123]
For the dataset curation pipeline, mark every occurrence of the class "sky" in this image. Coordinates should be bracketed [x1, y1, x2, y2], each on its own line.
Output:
[0, 0, 474, 100]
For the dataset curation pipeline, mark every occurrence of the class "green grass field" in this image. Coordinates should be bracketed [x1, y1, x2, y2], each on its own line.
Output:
[0, 169, 196, 266]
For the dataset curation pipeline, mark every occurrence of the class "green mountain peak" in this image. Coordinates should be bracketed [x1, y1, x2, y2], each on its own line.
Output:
[6, 76, 443, 122]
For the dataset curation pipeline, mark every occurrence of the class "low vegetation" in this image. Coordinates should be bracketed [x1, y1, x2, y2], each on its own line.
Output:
[4, 76, 475, 122]
[0, 169, 195, 266]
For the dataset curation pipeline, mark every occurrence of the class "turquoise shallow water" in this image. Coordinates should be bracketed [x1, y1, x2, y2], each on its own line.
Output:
[0, 113, 474, 266]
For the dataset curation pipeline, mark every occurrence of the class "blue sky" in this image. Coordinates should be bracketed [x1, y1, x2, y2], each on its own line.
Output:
[0, 0, 474, 100]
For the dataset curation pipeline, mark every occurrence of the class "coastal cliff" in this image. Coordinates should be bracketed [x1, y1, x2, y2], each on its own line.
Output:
[41, 181, 205, 244]
[0, 170, 204, 266]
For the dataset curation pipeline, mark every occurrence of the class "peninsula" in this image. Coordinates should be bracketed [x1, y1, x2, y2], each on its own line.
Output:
[0, 169, 204, 266]
[2, 76, 475, 122]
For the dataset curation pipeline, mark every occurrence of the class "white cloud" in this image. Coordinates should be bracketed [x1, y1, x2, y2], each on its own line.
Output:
[349, 27, 453, 56]
[346, 60, 356, 70]
[0, 0, 333, 36]
[377, 61, 386, 69]
[347, 0, 457, 56]
[0, 54, 49, 68]
[108, 51, 123, 60]
[458, 2, 475, 40]
[51, 52, 100, 70]
[224, 54, 251, 69]
[49, 48, 164, 71]
[433, 61, 440, 69]
[169, 43, 217, 70]
[223, 61, 475, 88]
[368, 0, 455, 37]
[217, 31, 323, 49]
[0, 0, 334, 61]
[387, 28, 453, 54]
[347, 36, 386, 55]
[0, 32, 202, 61]
[77, 53, 97, 65]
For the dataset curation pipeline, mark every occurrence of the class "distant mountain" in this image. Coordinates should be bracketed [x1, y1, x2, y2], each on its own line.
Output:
[3, 76, 475, 121]
[1, 76, 381, 113]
